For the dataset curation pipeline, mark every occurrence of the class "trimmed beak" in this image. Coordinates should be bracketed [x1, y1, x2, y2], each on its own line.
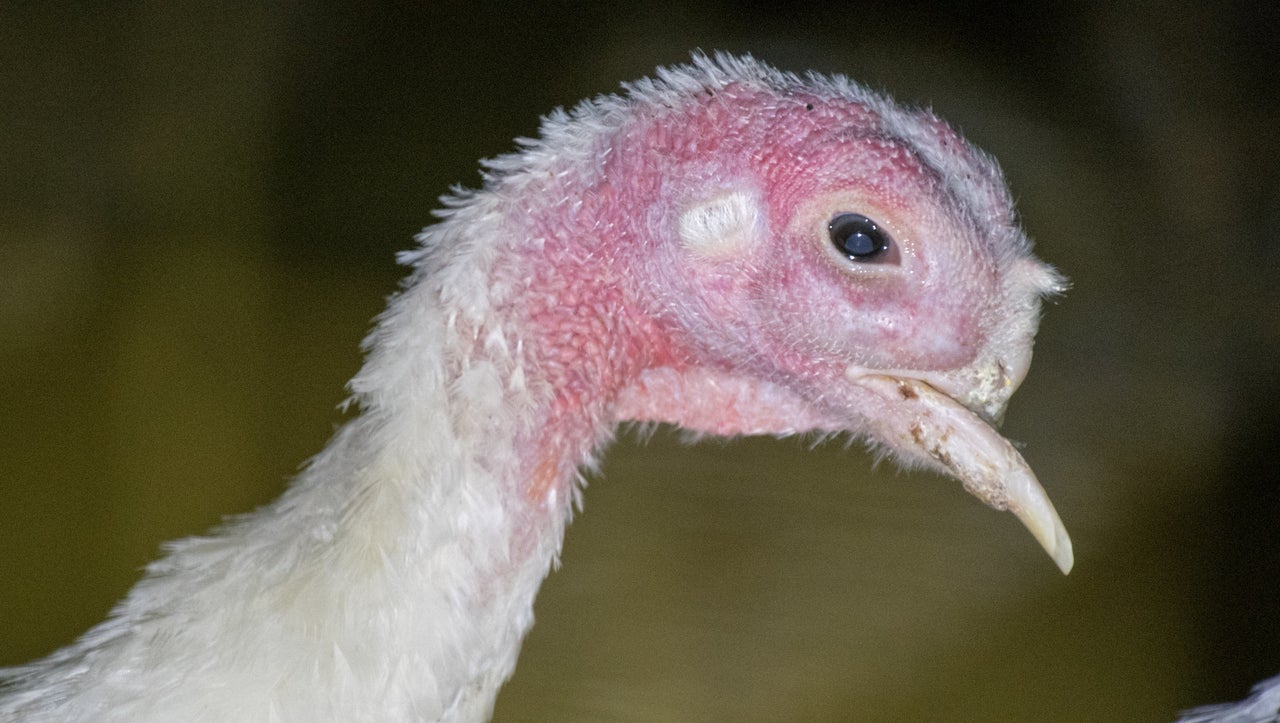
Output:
[850, 373, 1073, 574]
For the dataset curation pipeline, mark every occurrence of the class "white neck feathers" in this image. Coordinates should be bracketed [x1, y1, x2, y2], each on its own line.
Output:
[2, 190, 611, 722]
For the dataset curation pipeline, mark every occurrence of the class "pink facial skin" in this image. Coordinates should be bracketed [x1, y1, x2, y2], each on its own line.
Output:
[491, 60, 1068, 571]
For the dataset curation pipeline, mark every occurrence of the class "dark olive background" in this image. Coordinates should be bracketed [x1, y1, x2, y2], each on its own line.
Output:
[2, 3, 1277, 720]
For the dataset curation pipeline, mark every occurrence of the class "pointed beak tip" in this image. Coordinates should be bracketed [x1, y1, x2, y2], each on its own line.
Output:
[849, 372, 1074, 575]
[1051, 528, 1074, 575]
[1017, 499, 1073, 574]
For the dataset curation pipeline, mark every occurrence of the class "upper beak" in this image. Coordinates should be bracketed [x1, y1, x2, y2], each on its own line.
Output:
[848, 370, 1073, 574]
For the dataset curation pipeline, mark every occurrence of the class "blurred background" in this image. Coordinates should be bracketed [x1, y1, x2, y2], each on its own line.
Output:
[1, 2, 1277, 720]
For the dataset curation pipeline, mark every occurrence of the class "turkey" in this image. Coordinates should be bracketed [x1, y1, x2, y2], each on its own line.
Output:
[0, 52, 1069, 721]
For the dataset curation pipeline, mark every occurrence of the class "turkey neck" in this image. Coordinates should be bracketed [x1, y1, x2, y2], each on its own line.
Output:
[296, 187, 656, 718]
[0, 127, 665, 722]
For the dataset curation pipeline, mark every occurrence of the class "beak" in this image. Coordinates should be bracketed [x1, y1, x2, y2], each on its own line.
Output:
[849, 372, 1073, 574]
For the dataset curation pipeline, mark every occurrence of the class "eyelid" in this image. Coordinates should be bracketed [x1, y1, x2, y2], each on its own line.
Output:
[790, 190, 912, 276]
[825, 212, 902, 269]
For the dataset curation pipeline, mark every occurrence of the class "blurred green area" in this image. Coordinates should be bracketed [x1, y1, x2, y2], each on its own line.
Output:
[1, 2, 1277, 720]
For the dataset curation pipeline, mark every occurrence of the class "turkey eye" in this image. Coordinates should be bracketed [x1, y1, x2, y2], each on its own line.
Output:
[828, 213, 891, 261]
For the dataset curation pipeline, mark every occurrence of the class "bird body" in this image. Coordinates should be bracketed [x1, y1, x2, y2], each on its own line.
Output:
[1179, 675, 1280, 722]
[0, 54, 1067, 721]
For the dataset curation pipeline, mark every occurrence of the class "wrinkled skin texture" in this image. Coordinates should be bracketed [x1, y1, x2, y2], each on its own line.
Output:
[507, 72, 1069, 569]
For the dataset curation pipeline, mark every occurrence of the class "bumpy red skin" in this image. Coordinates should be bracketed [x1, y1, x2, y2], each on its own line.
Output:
[497, 79, 1039, 515]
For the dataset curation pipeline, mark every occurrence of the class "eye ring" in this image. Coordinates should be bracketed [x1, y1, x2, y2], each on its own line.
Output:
[828, 212, 894, 262]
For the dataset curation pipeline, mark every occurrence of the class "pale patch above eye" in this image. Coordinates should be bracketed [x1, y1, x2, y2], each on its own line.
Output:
[678, 190, 760, 259]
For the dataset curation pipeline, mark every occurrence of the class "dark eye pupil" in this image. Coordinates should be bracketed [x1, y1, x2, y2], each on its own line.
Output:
[828, 213, 889, 260]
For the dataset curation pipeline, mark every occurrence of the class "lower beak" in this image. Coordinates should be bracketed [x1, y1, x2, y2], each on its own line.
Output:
[850, 373, 1073, 574]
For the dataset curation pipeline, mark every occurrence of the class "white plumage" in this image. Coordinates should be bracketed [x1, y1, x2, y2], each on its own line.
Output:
[1179, 675, 1280, 723]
